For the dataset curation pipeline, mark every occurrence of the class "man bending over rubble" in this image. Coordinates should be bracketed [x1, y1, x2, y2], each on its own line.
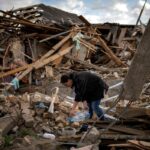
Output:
[60, 71, 109, 120]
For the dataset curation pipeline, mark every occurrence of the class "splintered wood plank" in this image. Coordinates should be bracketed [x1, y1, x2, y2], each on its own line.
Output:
[128, 140, 150, 150]
[96, 35, 126, 67]
[146, 109, 150, 116]
[17, 66, 33, 80]
[0, 64, 31, 79]
[52, 41, 71, 66]
[1, 45, 73, 81]
[139, 141, 150, 147]
[117, 28, 127, 45]
[112, 26, 119, 44]
[17, 45, 73, 80]
[116, 106, 147, 119]
[0, 10, 62, 32]
[99, 134, 150, 140]
[39, 30, 71, 43]
[108, 143, 135, 148]
[39, 33, 72, 60]
[78, 15, 126, 66]
[58, 135, 82, 142]
[35, 45, 74, 69]
[98, 124, 147, 136]
[65, 55, 109, 72]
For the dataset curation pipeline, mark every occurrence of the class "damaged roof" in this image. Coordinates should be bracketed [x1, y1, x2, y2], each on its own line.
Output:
[11, 3, 84, 25]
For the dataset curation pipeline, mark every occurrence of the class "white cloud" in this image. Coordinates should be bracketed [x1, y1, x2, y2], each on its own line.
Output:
[132, 7, 141, 16]
[0, 0, 40, 10]
[55, 0, 149, 24]
[139, 0, 150, 10]
[85, 11, 134, 24]
[0, 0, 149, 25]
[67, 0, 84, 9]
[52, 0, 86, 15]
[85, 14, 101, 23]
[114, 3, 128, 12]
[136, 0, 150, 24]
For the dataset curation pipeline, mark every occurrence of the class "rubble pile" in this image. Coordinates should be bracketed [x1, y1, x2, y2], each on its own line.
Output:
[0, 4, 145, 80]
[0, 3, 150, 150]
[0, 89, 150, 150]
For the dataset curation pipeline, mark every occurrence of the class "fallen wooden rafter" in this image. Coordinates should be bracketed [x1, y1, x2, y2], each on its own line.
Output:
[35, 45, 74, 69]
[65, 55, 109, 73]
[39, 33, 72, 60]
[79, 15, 126, 67]
[16, 45, 74, 80]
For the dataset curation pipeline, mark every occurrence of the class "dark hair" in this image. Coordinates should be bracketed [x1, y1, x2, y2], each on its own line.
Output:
[60, 74, 70, 83]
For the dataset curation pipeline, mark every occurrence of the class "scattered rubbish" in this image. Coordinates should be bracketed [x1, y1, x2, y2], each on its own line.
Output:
[67, 111, 90, 123]
[0, 3, 149, 150]
[38, 133, 56, 140]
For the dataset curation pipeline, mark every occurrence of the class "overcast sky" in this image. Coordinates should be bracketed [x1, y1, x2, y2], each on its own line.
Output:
[0, 0, 150, 24]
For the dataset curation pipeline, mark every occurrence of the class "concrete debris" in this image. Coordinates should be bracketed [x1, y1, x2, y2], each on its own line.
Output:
[0, 3, 150, 150]
[84, 127, 100, 144]
[0, 116, 17, 136]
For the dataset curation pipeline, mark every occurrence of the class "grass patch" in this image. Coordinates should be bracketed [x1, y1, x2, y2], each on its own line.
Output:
[18, 128, 36, 137]
[4, 135, 13, 147]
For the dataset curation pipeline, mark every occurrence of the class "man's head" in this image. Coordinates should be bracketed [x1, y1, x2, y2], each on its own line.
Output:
[60, 74, 73, 87]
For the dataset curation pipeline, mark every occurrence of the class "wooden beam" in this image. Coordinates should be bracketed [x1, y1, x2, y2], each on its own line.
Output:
[0, 14, 62, 33]
[78, 17, 126, 66]
[79, 39, 96, 52]
[0, 64, 31, 79]
[52, 41, 71, 66]
[0, 45, 73, 79]
[58, 134, 150, 141]
[117, 28, 127, 45]
[17, 45, 74, 80]
[112, 26, 119, 44]
[39, 30, 71, 43]
[99, 134, 150, 140]
[39, 33, 72, 60]
[17, 66, 33, 80]
[128, 140, 150, 149]
[35, 45, 74, 69]
[108, 143, 135, 148]
[65, 55, 110, 72]
[116, 106, 148, 119]
[98, 125, 147, 136]
[96, 35, 126, 67]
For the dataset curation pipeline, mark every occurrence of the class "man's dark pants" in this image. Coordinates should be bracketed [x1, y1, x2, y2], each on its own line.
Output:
[87, 100, 105, 120]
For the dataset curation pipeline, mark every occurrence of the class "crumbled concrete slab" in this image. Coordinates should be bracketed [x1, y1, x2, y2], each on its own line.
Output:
[0, 116, 16, 136]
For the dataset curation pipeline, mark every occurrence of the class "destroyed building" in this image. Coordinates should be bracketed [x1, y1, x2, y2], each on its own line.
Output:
[0, 3, 150, 150]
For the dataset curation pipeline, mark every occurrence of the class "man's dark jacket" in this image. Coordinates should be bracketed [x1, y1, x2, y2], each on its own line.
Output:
[69, 72, 108, 103]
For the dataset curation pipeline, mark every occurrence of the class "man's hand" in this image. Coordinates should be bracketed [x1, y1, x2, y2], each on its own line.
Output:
[69, 101, 78, 116]
[83, 101, 88, 110]
[69, 109, 76, 116]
